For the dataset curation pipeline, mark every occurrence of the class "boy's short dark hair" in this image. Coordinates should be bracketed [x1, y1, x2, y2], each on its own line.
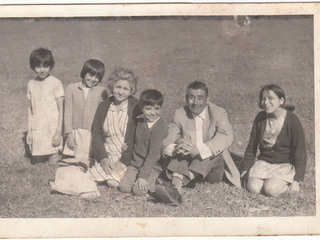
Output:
[139, 89, 164, 107]
[186, 81, 209, 98]
[80, 59, 105, 82]
[29, 47, 55, 70]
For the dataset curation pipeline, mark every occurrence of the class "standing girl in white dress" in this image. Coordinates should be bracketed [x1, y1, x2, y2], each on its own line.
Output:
[27, 48, 64, 165]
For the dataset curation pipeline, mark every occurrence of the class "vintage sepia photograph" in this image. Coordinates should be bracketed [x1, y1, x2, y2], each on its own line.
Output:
[0, 3, 318, 238]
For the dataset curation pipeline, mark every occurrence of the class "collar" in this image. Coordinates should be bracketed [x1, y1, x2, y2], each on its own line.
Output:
[137, 114, 160, 129]
[193, 105, 207, 121]
[109, 99, 128, 112]
[78, 81, 93, 91]
[137, 114, 145, 119]
[147, 118, 159, 129]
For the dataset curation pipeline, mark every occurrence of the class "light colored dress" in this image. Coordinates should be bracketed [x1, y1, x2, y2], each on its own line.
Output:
[63, 128, 92, 160]
[90, 100, 128, 183]
[27, 75, 64, 156]
[63, 84, 93, 159]
[249, 111, 296, 183]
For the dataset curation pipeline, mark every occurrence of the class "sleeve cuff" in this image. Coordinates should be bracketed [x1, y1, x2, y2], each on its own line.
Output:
[198, 143, 212, 159]
[164, 144, 176, 157]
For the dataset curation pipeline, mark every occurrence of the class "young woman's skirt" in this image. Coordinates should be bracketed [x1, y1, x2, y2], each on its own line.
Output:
[248, 160, 296, 183]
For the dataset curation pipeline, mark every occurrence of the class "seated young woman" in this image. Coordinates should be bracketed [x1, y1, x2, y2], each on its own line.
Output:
[239, 84, 307, 197]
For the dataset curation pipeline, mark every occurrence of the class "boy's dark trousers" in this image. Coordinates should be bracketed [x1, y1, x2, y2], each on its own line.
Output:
[118, 165, 160, 195]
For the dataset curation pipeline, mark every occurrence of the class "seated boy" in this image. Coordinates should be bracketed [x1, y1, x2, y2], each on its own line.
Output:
[118, 89, 167, 196]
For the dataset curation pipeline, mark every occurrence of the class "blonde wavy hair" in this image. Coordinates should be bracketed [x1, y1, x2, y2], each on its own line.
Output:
[107, 67, 138, 95]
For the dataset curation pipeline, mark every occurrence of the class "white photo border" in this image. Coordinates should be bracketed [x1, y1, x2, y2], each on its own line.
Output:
[0, 3, 318, 238]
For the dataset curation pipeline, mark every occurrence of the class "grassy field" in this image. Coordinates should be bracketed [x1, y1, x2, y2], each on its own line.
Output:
[0, 16, 315, 217]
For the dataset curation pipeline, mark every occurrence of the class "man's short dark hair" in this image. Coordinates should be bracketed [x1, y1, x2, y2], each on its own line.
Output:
[186, 81, 209, 97]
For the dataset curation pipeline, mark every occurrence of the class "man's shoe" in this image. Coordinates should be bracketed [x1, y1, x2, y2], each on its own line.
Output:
[155, 182, 182, 205]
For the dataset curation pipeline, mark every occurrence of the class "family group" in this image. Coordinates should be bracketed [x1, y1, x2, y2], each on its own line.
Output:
[26, 47, 307, 204]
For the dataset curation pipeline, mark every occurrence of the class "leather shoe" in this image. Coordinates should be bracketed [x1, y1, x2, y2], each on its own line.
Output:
[155, 182, 182, 205]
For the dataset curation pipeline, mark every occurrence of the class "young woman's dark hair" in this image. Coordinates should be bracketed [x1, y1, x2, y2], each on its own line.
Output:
[259, 84, 295, 111]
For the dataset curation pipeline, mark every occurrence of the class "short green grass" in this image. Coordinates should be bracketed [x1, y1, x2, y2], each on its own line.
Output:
[0, 15, 315, 217]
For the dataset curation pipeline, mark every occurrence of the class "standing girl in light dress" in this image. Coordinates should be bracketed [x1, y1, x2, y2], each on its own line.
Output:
[90, 67, 141, 189]
[239, 84, 307, 197]
[27, 47, 64, 165]
[63, 59, 107, 161]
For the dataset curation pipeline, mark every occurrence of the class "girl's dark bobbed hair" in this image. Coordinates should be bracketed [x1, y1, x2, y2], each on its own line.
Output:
[29, 47, 55, 70]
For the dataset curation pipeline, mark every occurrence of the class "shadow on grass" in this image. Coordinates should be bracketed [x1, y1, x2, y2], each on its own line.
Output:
[230, 152, 243, 168]
[22, 131, 32, 161]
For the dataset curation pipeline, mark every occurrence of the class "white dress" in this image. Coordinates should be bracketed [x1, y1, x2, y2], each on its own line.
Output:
[27, 75, 64, 156]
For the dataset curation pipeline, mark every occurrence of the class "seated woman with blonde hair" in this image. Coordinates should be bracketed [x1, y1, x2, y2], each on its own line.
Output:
[239, 84, 307, 197]
[90, 67, 141, 189]
[50, 67, 140, 199]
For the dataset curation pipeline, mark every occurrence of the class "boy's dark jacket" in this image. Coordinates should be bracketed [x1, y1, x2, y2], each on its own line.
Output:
[130, 117, 167, 180]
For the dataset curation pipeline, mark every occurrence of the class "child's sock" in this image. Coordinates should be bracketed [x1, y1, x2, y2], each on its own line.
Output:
[172, 172, 183, 193]
[189, 170, 195, 180]
[189, 170, 200, 180]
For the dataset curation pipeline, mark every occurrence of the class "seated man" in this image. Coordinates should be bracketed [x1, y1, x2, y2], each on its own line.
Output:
[156, 81, 240, 204]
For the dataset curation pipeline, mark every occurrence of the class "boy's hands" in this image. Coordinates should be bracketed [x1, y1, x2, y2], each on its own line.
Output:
[52, 130, 62, 147]
[66, 133, 76, 150]
[136, 178, 148, 192]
